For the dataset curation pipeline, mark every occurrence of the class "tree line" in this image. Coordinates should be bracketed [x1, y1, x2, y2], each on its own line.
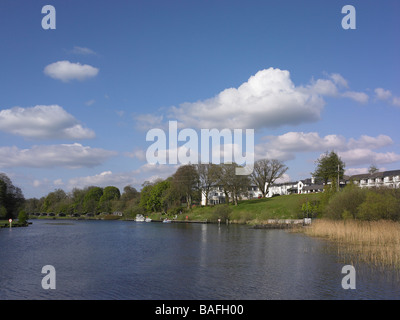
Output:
[1, 159, 288, 219]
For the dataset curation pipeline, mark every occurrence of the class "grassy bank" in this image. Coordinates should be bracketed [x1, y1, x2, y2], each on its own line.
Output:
[162, 193, 320, 224]
[303, 219, 400, 270]
[0, 220, 28, 228]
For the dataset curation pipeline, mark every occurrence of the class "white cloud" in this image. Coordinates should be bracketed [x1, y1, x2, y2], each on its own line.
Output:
[0, 143, 117, 168]
[374, 87, 400, 107]
[137, 69, 369, 131]
[329, 73, 349, 88]
[70, 46, 97, 55]
[341, 91, 369, 104]
[255, 132, 396, 166]
[0, 105, 95, 139]
[339, 149, 400, 167]
[393, 97, 400, 107]
[85, 99, 96, 106]
[44, 60, 99, 82]
[169, 68, 326, 130]
[374, 88, 392, 100]
[66, 163, 178, 191]
[134, 113, 165, 131]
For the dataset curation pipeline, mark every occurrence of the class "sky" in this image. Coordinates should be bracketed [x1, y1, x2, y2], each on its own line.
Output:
[0, 0, 399, 199]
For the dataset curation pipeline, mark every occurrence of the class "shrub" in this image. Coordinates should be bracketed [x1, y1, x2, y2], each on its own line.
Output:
[357, 191, 400, 221]
[212, 205, 232, 222]
[18, 210, 28, 225]
[323, 184, 367, 219]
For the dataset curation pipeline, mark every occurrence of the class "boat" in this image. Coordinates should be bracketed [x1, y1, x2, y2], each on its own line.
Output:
[145, 217, 152, 222]
[162, 218, 172, 223]
[135, 214, 145, 222]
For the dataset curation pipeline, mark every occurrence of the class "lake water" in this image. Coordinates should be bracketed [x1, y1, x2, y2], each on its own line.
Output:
[0, 220, 399, 300]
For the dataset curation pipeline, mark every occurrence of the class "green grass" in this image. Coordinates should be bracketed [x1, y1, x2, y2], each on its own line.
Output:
[0, 220, 27, 227]
[184, 193, 321, 224]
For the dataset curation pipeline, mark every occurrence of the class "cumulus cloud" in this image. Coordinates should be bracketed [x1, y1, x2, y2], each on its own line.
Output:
[44, 60, 99, 82]
[0, 105, 95, 140]
[0, 143, 117, 168]
[66, 163, 178, 191]
[374, 87, 400, 107]
[169, 68, 326, 130]
[255, 132, 396, 166]
[339, 149, 400, 167]
[137, 68, 369, 131]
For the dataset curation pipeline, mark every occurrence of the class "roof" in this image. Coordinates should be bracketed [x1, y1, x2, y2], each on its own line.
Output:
[303, 184, 324, 191]
[349, 169, 400, 181]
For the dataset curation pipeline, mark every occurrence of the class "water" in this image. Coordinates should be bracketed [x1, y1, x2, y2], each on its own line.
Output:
[0, 220, 399, 300]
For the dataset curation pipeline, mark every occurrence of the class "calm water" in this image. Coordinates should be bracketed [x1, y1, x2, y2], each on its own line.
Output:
[0, 220, 399, 300]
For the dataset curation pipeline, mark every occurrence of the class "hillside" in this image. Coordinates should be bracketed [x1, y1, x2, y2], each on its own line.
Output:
[155, 193, 321, 224]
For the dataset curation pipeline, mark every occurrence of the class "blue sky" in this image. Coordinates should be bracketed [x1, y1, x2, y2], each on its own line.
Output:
[0, 0, 399, 198]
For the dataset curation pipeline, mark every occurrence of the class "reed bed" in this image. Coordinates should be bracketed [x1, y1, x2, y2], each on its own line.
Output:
[304, 219, 400, 270]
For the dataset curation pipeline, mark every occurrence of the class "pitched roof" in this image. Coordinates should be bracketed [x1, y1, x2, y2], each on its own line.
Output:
[349, 169, 400, 180]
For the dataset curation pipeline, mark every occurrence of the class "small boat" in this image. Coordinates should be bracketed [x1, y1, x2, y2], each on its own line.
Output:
[145, 217, 152, 222]
[163, 218, 172, 223]
[135, 214, 145, 222]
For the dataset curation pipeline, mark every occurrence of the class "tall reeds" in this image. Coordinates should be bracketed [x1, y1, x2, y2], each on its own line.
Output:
[304, 219, 400, 269]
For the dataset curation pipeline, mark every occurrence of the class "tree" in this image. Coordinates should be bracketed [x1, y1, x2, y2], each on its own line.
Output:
[172, 164, 199, 209]
[83, 186, 103, 213]
[0, 173, 25, 219]
[195, 163, 218, 206]
[213, 163, 250, 206]
[18, 209, 28, 225]
[312, 151, 345, 186]
[42, 189, 67, 212]
[368, 164, 379, 175]
[250, 159, 288, 198]
[99, 186, 121, 212]
[121, 185, 139, 201]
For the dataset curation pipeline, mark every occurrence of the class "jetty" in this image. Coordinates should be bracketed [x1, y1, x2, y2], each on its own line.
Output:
[252, 218, 311, 229]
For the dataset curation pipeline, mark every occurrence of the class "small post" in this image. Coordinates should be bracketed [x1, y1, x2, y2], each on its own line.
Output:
[9, 218, 12, 228]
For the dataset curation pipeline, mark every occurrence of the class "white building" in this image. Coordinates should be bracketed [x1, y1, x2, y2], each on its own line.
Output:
[348, 170, 400, 189]
[200, 170, 400, 205]
[201, 185, 263, 206]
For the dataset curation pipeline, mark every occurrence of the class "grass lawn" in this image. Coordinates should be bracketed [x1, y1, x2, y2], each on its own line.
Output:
[172, 193, 321, 224]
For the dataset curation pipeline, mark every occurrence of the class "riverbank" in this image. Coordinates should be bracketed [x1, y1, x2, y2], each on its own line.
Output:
[301, 219, 400, 270]
[164, 193, 320, 224]
[0, 220, 28, 228]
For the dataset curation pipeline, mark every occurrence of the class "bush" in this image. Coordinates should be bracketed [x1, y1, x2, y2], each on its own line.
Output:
[323, 184, 367, 219]
[357, 190, 400, 221]
[18, 210, 28, 225]
[212, 205, 232, 222]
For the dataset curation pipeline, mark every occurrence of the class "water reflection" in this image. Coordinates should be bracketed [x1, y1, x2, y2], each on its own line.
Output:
[0, 220, 399, 299]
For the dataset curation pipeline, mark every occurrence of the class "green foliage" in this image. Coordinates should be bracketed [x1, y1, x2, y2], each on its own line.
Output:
[322, 183, 400, 221]
[357, 190, 400, 221]
[313, 151, 345, 185]
[0, 173, 25, 218]
[83, 187, 103, 213]
[212, 205, 232, 222]
[0, 205, 7, 219]
[301, 200, 320, 218]
[18, 210, 28, 225]
[323, 183, 367, 219]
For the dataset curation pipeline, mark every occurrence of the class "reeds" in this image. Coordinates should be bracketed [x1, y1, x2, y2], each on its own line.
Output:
[304, 219, 400, 270]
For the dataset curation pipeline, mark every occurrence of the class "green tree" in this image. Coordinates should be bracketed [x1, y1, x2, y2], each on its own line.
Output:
[83, 187, 103, 213]
[18, 209, 28, 225]
[42, 189, 67, 212]
[99, 186, 121, 212]
[312, 151, 345, 187]
[0, 173, 25, 219]
[171, 164, 199, 209]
